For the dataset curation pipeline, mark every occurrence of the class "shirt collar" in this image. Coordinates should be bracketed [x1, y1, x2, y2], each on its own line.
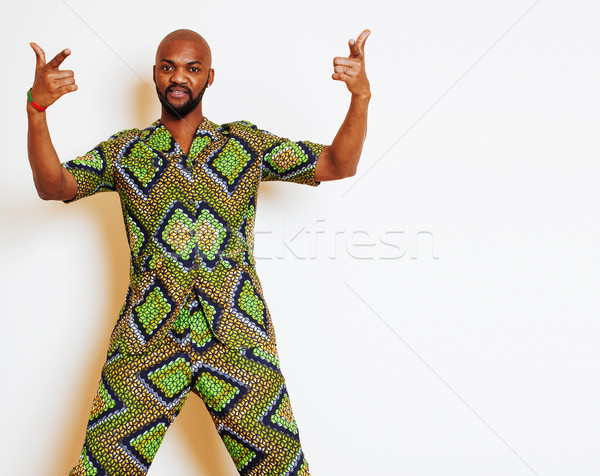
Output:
[140, 117, 225, 158]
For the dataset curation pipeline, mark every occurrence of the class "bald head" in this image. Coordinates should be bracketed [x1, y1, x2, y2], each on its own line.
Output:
[153, 29, 215, 121]
[155, 29, 212, 67]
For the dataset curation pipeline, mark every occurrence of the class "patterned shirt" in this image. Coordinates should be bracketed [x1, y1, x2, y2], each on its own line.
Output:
[61, 117, 324, 355]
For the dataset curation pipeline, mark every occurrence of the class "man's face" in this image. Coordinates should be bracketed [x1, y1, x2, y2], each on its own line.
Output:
[153, 38, 213, 119]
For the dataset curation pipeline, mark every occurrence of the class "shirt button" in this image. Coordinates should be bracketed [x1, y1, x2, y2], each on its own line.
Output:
[188, 199, 195, 207]
[184, 166, 193, 174]
[192, 262, 200, 271]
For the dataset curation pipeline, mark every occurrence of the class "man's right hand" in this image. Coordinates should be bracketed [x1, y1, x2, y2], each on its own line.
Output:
[29, 43, 78, 109]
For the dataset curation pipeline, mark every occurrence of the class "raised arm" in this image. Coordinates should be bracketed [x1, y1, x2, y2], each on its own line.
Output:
[27, 42, 78, 201]
[314, 29, 371, 182]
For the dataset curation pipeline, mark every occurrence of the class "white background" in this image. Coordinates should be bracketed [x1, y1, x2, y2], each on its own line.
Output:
[1, 0, 599, 475]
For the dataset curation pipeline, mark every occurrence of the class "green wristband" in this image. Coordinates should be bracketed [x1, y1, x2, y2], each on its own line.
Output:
[27, 88, 47, 112]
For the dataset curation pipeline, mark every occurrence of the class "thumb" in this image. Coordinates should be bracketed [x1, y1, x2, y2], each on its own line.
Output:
[30, 42, 46, 70]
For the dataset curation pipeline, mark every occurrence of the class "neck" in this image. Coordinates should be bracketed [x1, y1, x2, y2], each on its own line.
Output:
[160, 106, 205, 134]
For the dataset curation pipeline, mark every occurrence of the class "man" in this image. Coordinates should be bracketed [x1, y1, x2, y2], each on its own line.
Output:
[27, 28, 370, 476]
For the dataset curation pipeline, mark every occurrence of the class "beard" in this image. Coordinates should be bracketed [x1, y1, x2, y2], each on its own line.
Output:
[156, 76, 210, 119]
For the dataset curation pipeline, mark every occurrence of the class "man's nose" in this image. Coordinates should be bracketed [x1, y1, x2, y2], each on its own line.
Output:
[170, 67, 186, 83]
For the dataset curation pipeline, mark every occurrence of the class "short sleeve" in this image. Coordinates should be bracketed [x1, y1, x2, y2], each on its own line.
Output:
[60, 132, 124, 203]
[260, 129, 325, 187]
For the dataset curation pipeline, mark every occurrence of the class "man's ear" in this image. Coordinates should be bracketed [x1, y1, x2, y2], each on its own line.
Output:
[208, 68, 215, 87]
[152, 65, 156, 85]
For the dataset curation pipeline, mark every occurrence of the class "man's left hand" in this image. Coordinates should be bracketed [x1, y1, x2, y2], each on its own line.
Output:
[332, 29, 371, 99]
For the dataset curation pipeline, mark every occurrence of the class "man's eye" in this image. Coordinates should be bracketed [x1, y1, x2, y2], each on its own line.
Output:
[161, 65, 172, 71]
[190, 67, 199, 73]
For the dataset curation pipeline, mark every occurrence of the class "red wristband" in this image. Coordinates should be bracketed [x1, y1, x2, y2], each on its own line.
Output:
[27, 88, 47, 112]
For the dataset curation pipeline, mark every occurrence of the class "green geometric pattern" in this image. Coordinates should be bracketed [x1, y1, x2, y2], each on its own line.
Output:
[189, 135, 210, 157]
[270, 393, 298, 435]
[122, 142, 159, 187]
[161, 208, 195, 258]
[198, 296, 216, 321]
[264, 142, 309, 173]
[89, 380, 115, 420]
[148, 358, 191, 399]
[251, 347, 280, 369]
[127, 216, 145, 255]
[212, 138, 251, 184]
[171, 305, 213, 349]
[223, 434, 257, 470]
[80, 449, 98, 476]
[196, 208, 228, 259]
[129, 422, 167, 463]
[135, 287, 171, 334]
[238, 279, 265, 325]
[196, 373, 240, 412]
[146, 128, 172, 152]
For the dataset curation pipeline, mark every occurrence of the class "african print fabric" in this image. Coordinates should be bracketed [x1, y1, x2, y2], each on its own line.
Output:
[61, 117, 324, 355]
[69, 291, 310, 476]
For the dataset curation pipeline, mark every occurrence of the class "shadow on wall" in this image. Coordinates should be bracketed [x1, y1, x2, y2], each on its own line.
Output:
[48, 80, 238, 476]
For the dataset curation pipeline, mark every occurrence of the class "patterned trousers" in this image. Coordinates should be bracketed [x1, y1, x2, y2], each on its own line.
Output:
[69, 290, 310, 476]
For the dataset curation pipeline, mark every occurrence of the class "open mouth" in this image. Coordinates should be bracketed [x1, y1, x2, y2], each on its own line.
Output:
[167, 86, 190, 100]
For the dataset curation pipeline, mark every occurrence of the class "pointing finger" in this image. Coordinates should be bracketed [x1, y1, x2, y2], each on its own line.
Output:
[356, 29, 370, 54]
[47, 70, 75, 80]
[30, 42, 46, 70]
[47, 48, 72, 70]
[333, 57, 360, 67]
